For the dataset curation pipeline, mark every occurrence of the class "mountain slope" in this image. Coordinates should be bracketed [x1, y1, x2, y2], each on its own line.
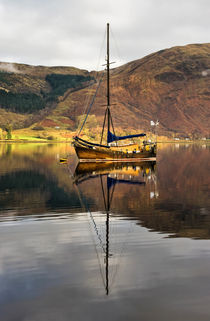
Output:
[0, 43, 210, 138]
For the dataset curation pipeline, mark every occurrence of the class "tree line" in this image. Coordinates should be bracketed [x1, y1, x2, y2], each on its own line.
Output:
[0, 90, 45, 113]
[0, 73, 94, 114]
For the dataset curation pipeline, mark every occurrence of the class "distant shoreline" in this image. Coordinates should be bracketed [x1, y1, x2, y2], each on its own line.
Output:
[0, 139, 209, 144]
[0, 139, 72, 143]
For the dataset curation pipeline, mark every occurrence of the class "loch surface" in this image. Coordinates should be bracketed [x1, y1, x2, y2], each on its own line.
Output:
[0, 143, 210, 321]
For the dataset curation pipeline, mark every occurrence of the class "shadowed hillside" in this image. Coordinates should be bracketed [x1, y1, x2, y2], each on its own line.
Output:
[0, 43, 210, 137]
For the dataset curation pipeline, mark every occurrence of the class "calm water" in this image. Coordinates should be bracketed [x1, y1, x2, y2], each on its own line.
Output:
[0, 143, 210, 321]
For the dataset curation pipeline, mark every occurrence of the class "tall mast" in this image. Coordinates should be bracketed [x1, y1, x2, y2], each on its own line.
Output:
[107, 23, 110, 139]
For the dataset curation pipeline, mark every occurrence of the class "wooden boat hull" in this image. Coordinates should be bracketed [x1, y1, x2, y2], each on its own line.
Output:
[73, 140, 156, 161]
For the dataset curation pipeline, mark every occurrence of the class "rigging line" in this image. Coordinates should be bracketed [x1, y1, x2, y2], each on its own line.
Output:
[89, 220, 106, 289]
[79, 28, 106, 128]
[80, 27, 106, 130]
[109, 180, 116, 207]
[76, 183, 106, 255]
[100, 175, 108, 212]
[109, 220, 135, 289]
[86, 212, 107, 287]
[100, 108, 108, 145]
[78, 81, 96, 126]
[76, 74, 101, 131]
[110, 111, 116, 135]
[78, 72, 104, 136]
[87, 210, 107, 289]
[89, 211, 106, 255]
[96, 28, 107, 72]
[67, 164, 106, 256]
[72, 170, 107, 255]
[109, 112, 118, 146]
[110, 27, 123, 67]
[72, 175, 107, 287]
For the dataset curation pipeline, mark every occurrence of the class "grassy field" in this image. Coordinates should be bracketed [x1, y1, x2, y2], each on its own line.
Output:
[0, 126, 209, 144]
[0, 127, 75, 142]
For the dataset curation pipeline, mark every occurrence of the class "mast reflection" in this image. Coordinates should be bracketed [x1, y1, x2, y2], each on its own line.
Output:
[73, 161, 156, 295]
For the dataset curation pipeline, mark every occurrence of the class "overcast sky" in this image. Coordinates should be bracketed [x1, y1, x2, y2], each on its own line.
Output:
[0, 0, 209, 71]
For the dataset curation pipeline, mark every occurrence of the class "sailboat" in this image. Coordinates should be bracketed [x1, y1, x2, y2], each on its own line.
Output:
[73, 23, 156, 161]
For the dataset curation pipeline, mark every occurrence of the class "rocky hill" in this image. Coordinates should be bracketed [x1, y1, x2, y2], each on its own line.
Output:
[0, 43, 210, 138]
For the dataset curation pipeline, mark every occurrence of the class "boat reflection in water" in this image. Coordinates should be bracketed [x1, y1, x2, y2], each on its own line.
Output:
[74, 161, 156, 185]
[73, 160, 157, 295]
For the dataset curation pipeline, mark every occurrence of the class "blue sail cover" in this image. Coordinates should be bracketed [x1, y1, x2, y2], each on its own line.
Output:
[107, 176, 145, 189]
[107, 131, 146, 143]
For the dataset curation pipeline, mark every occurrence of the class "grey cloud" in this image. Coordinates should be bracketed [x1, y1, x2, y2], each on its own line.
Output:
[202, 69, 210, 76]
[0, 62, 21, 73]
[0, 0, 209, 70]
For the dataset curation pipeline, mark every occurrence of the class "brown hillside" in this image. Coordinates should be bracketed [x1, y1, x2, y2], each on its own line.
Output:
[0, 43, 210, 137]
[57, 43, 210, 138]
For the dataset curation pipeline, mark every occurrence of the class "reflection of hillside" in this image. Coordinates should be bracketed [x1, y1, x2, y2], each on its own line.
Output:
[152, 145, 210, 238]
[0, 144, 80, 216]
[1, 143, 209, 239]
[75, 145, 210, 239]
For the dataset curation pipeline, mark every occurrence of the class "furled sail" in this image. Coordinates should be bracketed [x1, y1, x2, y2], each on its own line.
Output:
[107, 131, 146, 144]
[107, 176, 145, 189]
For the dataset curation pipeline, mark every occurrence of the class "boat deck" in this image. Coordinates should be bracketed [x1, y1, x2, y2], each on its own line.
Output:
[79, 157, 156, 162]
